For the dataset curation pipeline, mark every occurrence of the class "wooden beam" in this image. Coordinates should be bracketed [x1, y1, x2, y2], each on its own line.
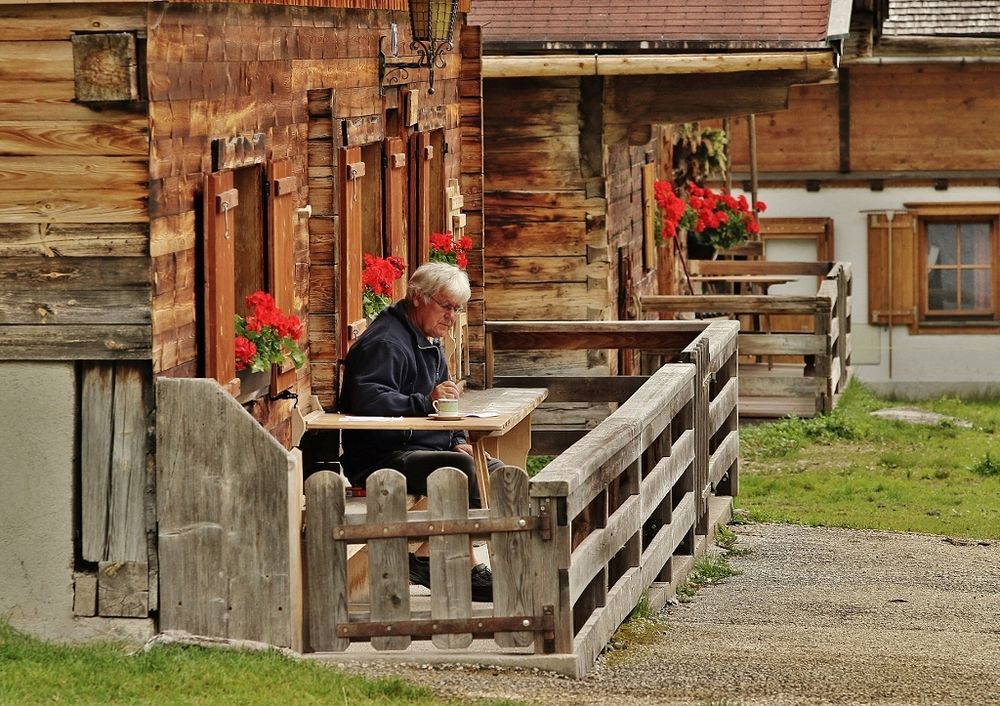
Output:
[482, 51, 836, 78]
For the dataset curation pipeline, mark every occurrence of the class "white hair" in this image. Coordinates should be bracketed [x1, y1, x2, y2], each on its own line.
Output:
[407, 262, 471, 305]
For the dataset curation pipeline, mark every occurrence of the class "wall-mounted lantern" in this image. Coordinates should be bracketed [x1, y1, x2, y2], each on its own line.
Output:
[379, 0, 459, 95]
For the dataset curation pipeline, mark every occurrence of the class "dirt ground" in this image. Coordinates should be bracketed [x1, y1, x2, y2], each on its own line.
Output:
[346, 523, 1000, 705]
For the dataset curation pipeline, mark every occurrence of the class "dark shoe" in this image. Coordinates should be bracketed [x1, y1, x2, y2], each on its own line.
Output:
[408, 553, 432, 590]
[409, 554, 493, 603]
[470, 562, 493, 603]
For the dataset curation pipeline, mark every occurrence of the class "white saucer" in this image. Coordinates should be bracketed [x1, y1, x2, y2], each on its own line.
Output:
[428, 413, 464, 421]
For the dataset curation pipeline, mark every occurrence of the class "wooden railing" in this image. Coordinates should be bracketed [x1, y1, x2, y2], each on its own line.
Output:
[642, 261, 852, 418]
[483, 320, 739, 672]
[156, 320, 739, 678]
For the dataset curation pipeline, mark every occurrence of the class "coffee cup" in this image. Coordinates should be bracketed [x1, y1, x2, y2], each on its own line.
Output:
[433, 398, 460, 416]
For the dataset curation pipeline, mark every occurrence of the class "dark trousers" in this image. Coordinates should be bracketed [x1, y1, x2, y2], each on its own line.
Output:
[360, 449, 504, 509]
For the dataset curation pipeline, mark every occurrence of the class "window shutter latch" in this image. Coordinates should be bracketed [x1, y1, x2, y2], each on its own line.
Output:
[345, 162, 366, 181]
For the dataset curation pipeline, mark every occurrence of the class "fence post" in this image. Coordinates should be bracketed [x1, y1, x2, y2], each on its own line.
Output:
[681, 336, 710, 536]
[490, 465, 535, 648]
[304, 470, 349, 652]
[814, 300, 832, 414]
[835, 265, 848, 392]
[531, 494, 573, 655]
[428, 467, 474, 649]
[366, 469, 412, 650]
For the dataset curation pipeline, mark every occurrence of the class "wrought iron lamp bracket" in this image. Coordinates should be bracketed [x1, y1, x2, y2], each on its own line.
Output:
[379, 35, 452, 96]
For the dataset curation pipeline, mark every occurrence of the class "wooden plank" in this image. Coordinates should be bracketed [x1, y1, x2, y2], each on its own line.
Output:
[0, 189, 147, 222]
[0, 222, 147, 258]
[493, 375, 646, 404]
[0, 40, 72, 82]
[569, 494, 641, 605]
[429, 467, 473, 649]
[638, 429, 695, 521]
[97, 560, 147, 617]
[0, 4, 146, 41]
[267, 158, 297, 393]
[689, 260, 832, 277]
[202, 170, 235, 388]
[739, 396, 817, 418]
[384, 136, 407, 299]
[707, 377, 738, 437]
[287, 450, 304, 653]
[0, 255, 148, 290]
[81, 364, 114, 562]
[708, 431, 739, 489]
[0, 324, 150, 359]
[490, 465, 535, 648]
[485, 221, 586, 257]
[0, 87, 146, 121]
[488, 327, 703, 353]
[740, 333, 826, 356]
[105, 364, 149, 562]
[486, 282, 598, 320]
[484, 255, 588, 284]
[339, 144, 362, 358]
[0, 155, 146, 191]
[304, 471, 349, 652]
[0, 121, 147, 154]
[366, 469, 411, 650]
[641, 295, 822, 315]
[0, 288, 149, 325]
[738, 372, 817, 398]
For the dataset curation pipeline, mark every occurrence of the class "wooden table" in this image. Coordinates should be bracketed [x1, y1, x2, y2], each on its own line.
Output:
[296, 387, 549, 507]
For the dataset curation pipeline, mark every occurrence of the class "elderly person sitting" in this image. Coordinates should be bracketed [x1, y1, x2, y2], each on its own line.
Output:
[338, 261, 500, 601]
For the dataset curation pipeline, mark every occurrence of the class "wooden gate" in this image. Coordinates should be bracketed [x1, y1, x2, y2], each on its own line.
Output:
[305, 466, 552, 653]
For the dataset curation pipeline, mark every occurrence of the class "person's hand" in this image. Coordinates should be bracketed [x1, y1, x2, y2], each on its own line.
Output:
[452, 443, 474, 457]
[431, 380, 461, 401]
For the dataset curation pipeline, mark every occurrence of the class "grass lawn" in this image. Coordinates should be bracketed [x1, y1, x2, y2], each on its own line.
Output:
[738, 379, 1000, 540]
[0, 622, 515, 706]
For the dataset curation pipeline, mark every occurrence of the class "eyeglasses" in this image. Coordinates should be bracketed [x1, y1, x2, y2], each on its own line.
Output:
[430, 296, 465, 315]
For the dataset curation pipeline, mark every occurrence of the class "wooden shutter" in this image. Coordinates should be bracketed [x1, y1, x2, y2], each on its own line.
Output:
[204, 170, 237, 389]
[413, 131, 433, 265]
[385, 136, 408, 298]
[339, 145, 364, 357]
[867, 211, 917, 325]
[642, 162, 656, 271]
[268, 158, 297, 392]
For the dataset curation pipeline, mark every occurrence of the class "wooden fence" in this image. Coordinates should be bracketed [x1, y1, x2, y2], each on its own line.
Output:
[156, 320, 739, 678]
[641, 261, 852, 418]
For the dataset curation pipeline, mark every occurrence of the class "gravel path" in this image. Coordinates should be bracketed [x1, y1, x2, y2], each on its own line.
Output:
[346, 523, 1000, 705]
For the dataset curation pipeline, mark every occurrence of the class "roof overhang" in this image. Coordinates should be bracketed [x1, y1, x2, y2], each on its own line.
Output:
[482, 51, 837, 79]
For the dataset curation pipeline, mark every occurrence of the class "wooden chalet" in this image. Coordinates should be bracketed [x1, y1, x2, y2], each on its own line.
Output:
[720, 0, 1000, 398]
[0, 0, 486, 641]
[467, 0, 849, 431]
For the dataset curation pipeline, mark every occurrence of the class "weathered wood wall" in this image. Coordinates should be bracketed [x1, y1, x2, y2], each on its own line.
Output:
[725, 64, 1000, 178]
[0, 3, 150, 361]
[481, 76, 659, 390]
[0, 0, 478, 627]
[144, 4, 470, 422]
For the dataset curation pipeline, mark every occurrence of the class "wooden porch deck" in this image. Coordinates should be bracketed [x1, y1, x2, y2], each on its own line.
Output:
[155, 319, 741, 678]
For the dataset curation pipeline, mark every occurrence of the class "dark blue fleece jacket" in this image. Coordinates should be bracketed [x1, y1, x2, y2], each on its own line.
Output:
[338, 300, 465, 482]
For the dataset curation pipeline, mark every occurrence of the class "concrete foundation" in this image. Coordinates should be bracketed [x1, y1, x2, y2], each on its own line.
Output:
[0, 362, 152, 643]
